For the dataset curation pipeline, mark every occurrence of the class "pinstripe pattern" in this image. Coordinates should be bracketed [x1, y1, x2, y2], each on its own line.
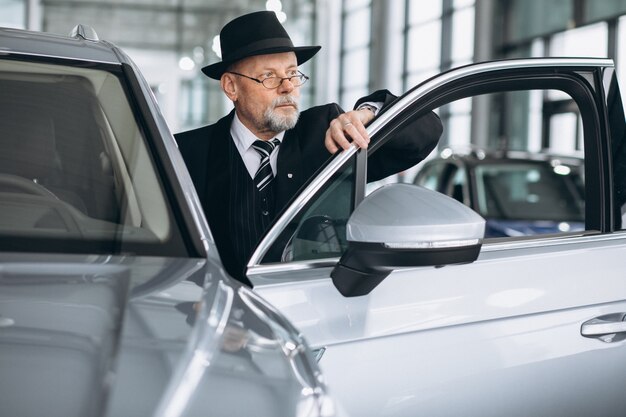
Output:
[252, 138, 280, 191]
[229, 138, 277, 275]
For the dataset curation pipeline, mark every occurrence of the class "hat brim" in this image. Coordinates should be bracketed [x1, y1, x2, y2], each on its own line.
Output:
[201, 45, 321, 80]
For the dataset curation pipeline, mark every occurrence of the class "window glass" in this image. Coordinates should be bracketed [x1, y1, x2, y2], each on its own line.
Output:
[406, 69, 439, 88]
[343, 0, 371, 13]
[549, 22, 608, 58]
[451, 167, 467, 203]
[343, 6, 371, 49]
[451, 6, 475, 64]
[549, 113, 579, 153]
[392, 89, 586, 239]
[414, 162, 447, 191]
[263, 158, 356, 264]
[585, 0, 626, 22]
[447, 114, 472, 148]
[0, 58, 188, 256]
[406, 21, 442, 73]
[408, 0, 442, 25]
[341, 49, 370, 89]
[0, 0, 24, 28]
[474, 162, 584, 223]
[261, 76, 600, 266]
[340, 2, 371, 110]
[507, 0, 572, 42]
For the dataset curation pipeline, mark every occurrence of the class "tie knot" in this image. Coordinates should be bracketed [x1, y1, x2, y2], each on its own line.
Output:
[252, 138, 280, 157]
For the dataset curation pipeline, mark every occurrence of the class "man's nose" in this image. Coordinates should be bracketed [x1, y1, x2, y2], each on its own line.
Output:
[277, 77, 295, 94]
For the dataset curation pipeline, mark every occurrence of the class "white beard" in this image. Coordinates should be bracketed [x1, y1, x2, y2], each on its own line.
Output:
[263, 95, 300, 132]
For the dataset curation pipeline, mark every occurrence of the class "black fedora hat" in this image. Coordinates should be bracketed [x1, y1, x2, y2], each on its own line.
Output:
[202, 11, 321, 80]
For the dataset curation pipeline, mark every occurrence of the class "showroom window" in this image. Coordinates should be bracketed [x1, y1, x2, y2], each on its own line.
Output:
[0, 0, 25, 28]
[179, 77, 226, 130]
[339, 0, 372, 109]
[404, 0, 475, 149]
[403, 0, 442, 89]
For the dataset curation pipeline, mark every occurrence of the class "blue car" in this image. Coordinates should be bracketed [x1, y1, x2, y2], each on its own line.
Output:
[413, 149, 585, 237]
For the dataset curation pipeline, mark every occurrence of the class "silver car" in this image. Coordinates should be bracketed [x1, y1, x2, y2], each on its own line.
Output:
[238, 59, 626, 417]
[0, 25, 334, 417]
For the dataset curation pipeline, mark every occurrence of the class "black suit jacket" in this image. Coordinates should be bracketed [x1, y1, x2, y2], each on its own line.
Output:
[176, 90, 442, 282]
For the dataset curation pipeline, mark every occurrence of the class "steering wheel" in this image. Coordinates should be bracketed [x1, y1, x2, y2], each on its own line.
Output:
[0, 173, 85, 233]
[0, 173, 59, 199]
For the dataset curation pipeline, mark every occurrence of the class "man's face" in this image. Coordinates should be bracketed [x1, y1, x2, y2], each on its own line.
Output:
[223, 52, 301, 138]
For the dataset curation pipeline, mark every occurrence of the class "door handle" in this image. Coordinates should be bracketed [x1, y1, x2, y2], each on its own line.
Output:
[581, 313, 626, 342]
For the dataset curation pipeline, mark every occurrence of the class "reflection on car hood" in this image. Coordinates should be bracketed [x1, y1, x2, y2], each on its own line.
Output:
[486, 219, 585, 237]
[0, 254, 330, 417]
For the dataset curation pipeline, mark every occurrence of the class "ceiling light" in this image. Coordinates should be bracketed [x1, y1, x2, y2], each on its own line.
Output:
[276, 11, 287, 23]
[212, 35, 221, 59]
[179, 56, 195, 71]
[266, 0, 282, 12]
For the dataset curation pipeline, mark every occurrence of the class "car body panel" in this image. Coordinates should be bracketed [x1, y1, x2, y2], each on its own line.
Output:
[245, 59, 626, 416]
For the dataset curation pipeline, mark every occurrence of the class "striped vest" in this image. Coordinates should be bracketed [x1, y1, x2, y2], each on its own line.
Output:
[227, 138, 277, 275]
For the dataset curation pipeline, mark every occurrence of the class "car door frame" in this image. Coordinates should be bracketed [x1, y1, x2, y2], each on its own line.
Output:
[247, 58, 616, 282]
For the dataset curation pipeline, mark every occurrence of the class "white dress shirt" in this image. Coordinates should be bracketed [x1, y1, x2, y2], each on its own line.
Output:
[230, 112, 285, 178]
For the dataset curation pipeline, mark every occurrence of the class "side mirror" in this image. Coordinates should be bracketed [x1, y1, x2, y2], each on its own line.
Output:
[331, 184, 485, 297]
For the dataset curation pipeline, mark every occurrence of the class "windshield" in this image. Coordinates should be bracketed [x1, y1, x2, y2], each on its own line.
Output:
[0, 57, 188, 256]
[474, 161, 585, 222]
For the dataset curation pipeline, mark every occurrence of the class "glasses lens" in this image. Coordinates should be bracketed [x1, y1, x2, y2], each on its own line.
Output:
[292, 75, 305, 86]
[263, 78, 281, 89]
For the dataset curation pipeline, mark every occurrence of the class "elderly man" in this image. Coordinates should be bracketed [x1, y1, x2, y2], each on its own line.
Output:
[176, 11, 442, 284]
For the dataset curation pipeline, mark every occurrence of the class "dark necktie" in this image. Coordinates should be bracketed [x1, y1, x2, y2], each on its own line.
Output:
[251, 138, 280, 191]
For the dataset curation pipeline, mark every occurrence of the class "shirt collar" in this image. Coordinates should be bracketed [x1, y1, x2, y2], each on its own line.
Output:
[231, 112, 285, 152]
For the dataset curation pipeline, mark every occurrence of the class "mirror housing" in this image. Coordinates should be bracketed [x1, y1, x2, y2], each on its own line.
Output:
[331, 184, 485, 297]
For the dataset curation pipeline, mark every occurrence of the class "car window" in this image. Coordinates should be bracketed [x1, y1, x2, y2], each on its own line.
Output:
[450, 166, 467, 203]
[0, 58, 188, 256]
[415, 162, 447, 191]
[474, 162, 584, 223]
[255, 67, 612, 267]
[262, 156, 356, 263]
[375, 89, 588, 239]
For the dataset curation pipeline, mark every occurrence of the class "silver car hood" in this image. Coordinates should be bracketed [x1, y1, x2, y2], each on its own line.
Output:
[0, 254, 330, 417]
[0, 253, 202, 417]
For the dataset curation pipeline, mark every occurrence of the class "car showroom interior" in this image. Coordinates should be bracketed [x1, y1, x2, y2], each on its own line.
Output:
[3, 1, 626, 417]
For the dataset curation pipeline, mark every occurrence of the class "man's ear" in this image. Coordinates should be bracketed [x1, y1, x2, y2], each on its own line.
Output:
[221, 74, 238, 102]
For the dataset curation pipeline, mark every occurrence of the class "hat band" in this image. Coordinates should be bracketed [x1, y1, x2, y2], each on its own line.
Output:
[223, 37, 296, 61]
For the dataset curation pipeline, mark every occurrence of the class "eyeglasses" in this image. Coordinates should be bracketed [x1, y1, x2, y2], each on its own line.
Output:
[227, 71, 309, 89]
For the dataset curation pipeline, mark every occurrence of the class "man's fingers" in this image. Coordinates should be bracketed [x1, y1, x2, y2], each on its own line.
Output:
[345, 122, 369, 148]
[324, 111, 372, 154]
[324, 128, 339, 153]
[330, 119, 352, 150]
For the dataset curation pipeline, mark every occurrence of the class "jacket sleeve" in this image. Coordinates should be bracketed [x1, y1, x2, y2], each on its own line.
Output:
[355, 89, 443, 182]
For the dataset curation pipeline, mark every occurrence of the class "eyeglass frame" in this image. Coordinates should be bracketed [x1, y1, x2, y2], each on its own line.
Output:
[226, 70, 309, 89]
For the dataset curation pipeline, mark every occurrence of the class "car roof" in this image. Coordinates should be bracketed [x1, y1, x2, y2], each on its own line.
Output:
[0, 25, 121, 64]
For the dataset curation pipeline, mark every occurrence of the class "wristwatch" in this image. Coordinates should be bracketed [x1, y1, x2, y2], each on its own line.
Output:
[358, 104, 379, 115]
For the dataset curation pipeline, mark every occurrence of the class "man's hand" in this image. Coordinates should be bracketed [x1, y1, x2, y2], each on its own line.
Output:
[324, 108, 376, 154]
